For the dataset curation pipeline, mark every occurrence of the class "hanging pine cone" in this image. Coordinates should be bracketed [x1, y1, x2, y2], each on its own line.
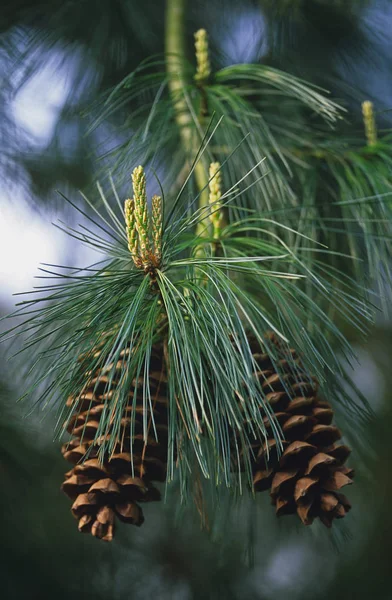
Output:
[61, 343, 168, 541]
[244, 333, 354, 528]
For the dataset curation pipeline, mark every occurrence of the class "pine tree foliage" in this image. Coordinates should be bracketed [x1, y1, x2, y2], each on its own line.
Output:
[90, 49, 342, 208]
[1, 0, 391, 542]
[0, 148, 374, 499]
[89, 22, 392, 306]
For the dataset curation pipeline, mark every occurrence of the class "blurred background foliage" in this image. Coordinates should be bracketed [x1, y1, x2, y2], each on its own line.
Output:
[1, 0, 392, 598]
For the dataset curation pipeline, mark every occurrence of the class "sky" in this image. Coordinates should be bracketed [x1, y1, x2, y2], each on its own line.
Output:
[0, 53, 96, 303]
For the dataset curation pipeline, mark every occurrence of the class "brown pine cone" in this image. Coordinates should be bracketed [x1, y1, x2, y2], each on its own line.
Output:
[61, 343, 168, 541]
[246, 333, 354, 528]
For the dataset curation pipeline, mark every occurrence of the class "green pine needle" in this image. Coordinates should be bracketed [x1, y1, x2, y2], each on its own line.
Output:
[0, 157, 375, 499]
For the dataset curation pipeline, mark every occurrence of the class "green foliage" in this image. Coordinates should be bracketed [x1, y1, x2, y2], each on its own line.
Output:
[276, 126, 392, 309]
[0, 150, 375, 500]
[0, 1, 391, 595]
[88, 53, 342, 193]
[89, 47, 392, 309]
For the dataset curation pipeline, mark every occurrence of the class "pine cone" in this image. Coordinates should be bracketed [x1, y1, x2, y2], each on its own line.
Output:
[61, 343, 168, 541]
[246, 333, 354, 528]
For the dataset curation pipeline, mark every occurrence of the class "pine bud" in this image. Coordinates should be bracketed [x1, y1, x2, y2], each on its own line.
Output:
[362, 100, 377, 147]
[209, 162, 223, 239]
[194, 29, 211, 84]
[151, 195, 163, 265]
[124, 198, 141, 267]
[132, 166, 151, 261]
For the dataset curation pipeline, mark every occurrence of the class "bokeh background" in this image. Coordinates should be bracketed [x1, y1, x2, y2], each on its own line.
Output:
[1, 1, 391, 598]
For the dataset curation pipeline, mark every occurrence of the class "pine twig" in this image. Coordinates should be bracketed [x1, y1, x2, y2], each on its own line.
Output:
[165, 0, 209, 238]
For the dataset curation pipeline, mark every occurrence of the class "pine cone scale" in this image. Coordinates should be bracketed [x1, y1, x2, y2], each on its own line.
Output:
[247, 333, 354, 528]
[61, 342, 168, 541]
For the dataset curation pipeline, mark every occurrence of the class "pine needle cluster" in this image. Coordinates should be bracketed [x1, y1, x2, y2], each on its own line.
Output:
[88, 24, 392, 309]
[0, 136, 374, 497]
[1, 6, 389, 541]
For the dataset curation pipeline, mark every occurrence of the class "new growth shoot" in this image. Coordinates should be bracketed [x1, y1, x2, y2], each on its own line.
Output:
[124, 166, 163, 274]
[362, 100, 377, 147]
[208, 161, 224, 239]
[194, 28, 211, 85]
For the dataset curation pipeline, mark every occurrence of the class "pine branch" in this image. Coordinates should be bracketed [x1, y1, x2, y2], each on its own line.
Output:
[1, 2, 388, 543]
[165, 0, 210, 238]
[0, 159, 375, 498]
